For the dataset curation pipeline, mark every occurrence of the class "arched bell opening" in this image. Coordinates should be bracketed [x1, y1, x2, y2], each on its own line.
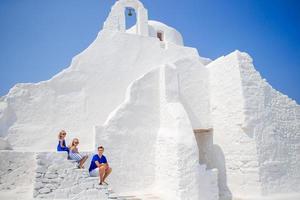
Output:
[125, 7, 137, 33]
[103, 0, 149, 36]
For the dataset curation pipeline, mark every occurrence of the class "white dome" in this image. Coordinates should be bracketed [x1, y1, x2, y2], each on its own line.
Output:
[148, 20, 184, 46]
[127, 20, 184, 46]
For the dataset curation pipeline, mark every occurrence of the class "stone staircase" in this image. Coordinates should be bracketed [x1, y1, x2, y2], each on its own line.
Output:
[0, 151, 215, 199]
[33, 152, 120, 199]
[117, 194, 161, 200]
[31, 152, 164, 199]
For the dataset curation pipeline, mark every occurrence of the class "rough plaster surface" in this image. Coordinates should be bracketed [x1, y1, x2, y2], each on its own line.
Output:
[96, 68, 161, 194]
[208, 51, 300, 199]
[33, 152, 113, 200]
[96, 64, 219, 200]
[0, 151, 35, 199]
[174, 56, 211, 129]
[0, 30, 200, 151]
[208, 51, 260, 199]
[237, 52, 300, 196]
[0, 0, 299, 199]
[154, 64, 218, 200]
[0, 138, 12, 150]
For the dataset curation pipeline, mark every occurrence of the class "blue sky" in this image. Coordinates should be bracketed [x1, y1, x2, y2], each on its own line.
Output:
[0, 0, 299, 103]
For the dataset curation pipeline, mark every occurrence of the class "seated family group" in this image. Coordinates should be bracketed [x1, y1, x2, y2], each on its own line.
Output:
[57, 130, 112, 185]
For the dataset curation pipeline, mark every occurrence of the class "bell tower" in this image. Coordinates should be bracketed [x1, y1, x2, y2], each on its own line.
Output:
[103, 0, 149, 36]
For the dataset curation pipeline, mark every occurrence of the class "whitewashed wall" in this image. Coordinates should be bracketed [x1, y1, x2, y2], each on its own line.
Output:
[208, 50, 300, 199]
[155, 64, 218, 200]
[208, 51, 261, 199]
[0, 30, 199, 151]
[95, 63, 219, 200]
[174, 56, 211, 129]
[0, 151, 35, 199]
[238, 52, 300, 196]
[148, 21, 184, 46]
[0, 0, 299, 198]
[95, 68, 161, 194]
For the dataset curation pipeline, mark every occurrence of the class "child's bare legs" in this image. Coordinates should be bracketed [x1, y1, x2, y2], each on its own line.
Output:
[79, 155, 88, 168]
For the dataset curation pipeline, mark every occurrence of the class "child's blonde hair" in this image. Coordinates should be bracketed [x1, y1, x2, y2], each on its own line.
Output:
[70, 138, 79, 148]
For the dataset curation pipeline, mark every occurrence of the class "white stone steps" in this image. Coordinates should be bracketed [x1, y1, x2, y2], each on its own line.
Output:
[117, 193, 162, 200]
[33, 152, 122, 199]
[33, 152, 166, 200]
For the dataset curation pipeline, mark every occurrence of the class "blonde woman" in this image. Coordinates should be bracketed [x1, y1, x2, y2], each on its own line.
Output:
[57, 130, 69, 153]
[69, 138, 88, 169]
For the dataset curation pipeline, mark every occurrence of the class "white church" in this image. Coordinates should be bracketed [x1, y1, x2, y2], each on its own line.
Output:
[0, 0, 299, 199]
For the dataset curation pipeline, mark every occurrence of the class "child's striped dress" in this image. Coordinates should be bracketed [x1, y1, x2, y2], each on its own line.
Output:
[69, 148, 83, 162]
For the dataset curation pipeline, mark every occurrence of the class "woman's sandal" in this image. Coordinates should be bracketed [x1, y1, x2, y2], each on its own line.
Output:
[103, 181, 109, 185]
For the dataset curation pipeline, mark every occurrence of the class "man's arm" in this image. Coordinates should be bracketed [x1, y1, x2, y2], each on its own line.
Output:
[95, 161, 106, 167]
[104, 157, 109, 168]
[96, 160, 109, 169]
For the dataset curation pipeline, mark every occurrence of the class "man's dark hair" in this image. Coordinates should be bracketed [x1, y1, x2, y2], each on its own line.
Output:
[98, 146, 104, 150]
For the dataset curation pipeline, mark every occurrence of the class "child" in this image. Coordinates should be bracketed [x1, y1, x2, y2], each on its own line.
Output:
[57, 130, 69, 153]
[69, 138, 88, 169]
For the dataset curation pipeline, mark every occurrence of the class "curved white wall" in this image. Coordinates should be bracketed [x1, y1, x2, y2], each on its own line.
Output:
[0, 30, 199, 151]
[148, 21, 184, 46]
[174, 56, 211, 129]
[127, 20, 184, 46]
[95, 68, 160, 194]
[94, 62, 218, 200]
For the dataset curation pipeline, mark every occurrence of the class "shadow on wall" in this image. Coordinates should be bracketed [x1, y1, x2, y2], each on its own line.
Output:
[0, 103, 17, 138]
[213, 144, 232, 200]
[194, 129, 232, 200]
[180, 95, 202, 129]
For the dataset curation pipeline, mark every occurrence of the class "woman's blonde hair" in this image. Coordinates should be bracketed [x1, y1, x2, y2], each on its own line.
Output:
[58, 130, 66, 139]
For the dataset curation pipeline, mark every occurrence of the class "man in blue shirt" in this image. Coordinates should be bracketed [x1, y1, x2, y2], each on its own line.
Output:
[89, 146, 112, 185]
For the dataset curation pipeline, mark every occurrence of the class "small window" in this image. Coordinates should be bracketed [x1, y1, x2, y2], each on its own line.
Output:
[157, 32, 164, 41]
